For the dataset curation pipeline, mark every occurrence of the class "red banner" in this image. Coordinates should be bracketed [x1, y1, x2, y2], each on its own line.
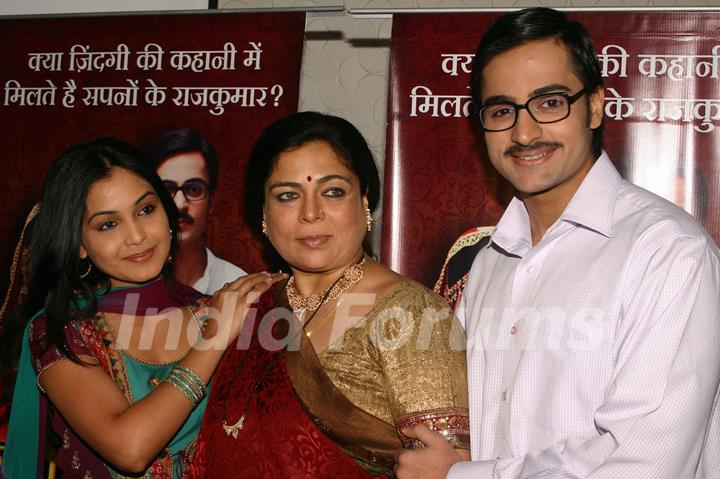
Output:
[384, 12, 720, 288]
[0, 11, 305, 292]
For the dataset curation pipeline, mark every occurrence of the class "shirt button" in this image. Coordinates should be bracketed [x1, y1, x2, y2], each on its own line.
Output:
[510, 324, 518, 335]
[525, 265, 533, 273]
[501, 391, 507, 401]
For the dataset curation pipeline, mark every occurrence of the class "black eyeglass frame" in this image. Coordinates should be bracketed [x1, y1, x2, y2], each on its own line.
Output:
[162, 179, 210, 202]
[478, 88, 587, 132]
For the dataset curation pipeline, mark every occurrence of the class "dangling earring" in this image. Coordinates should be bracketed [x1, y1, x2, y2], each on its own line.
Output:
[365, 207, 373, 232]
[79, 260, 92, 279]
[166, 229, 174, 264]
[262, 220, 267, 235]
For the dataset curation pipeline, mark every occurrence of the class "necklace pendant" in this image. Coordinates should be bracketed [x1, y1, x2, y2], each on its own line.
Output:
[222, 415, 245, 439]
[286, 255, 366, 313]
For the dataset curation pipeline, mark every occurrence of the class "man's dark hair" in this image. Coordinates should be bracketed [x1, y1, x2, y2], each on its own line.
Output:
[470, 7, 604, 158]
[147, 128, 220, 192]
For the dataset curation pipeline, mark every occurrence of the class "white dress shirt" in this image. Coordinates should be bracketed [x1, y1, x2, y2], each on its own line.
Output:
[192, 247, 246, 295]
[450, 153, 720, 478]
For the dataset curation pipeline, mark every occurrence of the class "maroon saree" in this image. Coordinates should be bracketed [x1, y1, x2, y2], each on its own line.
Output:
[187, 294, 393, 479]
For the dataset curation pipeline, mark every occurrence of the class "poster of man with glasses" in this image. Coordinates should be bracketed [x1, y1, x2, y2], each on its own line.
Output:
[149, 128, 247, 294]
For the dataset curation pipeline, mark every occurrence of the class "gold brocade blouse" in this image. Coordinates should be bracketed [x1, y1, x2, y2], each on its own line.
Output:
[317, 280, 469, 430]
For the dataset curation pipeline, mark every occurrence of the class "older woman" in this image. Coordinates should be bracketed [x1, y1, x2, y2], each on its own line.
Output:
[188, 112, 469, 478]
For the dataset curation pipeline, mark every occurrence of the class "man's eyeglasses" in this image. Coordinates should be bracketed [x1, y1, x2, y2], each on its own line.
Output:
[478, 89, 586, 132]
[162, 179, 209, 202]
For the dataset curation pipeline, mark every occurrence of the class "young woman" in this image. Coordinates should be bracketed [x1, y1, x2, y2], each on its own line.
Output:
[2, 138, 282, 478]
[188, 112, 470, 478]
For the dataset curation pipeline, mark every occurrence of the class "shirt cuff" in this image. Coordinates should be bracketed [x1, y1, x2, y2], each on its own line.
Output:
[447, 459, 496, 479]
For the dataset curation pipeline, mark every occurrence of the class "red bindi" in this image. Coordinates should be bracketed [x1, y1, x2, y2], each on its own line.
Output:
[307, 176, 312, 182]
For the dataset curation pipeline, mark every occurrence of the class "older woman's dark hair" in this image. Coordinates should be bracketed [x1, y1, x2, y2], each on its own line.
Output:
[470, 7, 604, 158]
[23, 138, 179, 361]
[245, 111, 381, 234]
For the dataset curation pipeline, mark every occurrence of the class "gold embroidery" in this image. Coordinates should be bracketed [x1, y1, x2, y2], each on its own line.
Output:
[446, 226, 494, 260]
[71, 450, 80, 469]
[318, 281, 468, 426]
[35, 355, 97, 394]
[83, 471, 93, 479]
[433, 226, 494, 294]
[101, 305, 199, 366]
[62, 429, 70, 449]
[396, 407, 470, 450]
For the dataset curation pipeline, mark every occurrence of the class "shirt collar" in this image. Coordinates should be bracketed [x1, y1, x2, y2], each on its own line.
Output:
[491, 151, 621, 255]
[560, 151, 621, 237]
[192, 247, 214, 292]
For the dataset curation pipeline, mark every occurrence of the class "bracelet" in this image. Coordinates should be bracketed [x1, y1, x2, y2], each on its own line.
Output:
[166, 374, 201, 406]
[174, 365, 207, 397]
[163, 365, 207, 407]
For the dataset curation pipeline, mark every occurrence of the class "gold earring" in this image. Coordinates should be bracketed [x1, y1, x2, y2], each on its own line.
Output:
[79, 260, 92, 279]
[262, 220, 267, 235]
[365, 207, 373, 232]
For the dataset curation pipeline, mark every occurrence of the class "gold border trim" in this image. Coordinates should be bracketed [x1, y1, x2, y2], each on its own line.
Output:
[396, 407, 470, 450]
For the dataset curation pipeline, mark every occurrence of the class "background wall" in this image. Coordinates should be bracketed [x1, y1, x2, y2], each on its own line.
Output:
[0, 0, 208, 15]
[2, 0, 717, 253]
[222, 0, 717, 251]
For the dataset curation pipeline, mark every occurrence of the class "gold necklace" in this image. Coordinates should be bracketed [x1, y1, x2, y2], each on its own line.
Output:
[285, 255, 366, 312]
[304, 293, 346, 339]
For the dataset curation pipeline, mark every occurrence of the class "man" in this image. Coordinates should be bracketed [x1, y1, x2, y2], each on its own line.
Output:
[397, 8, 720, 478]
[149, 128, 246, 294]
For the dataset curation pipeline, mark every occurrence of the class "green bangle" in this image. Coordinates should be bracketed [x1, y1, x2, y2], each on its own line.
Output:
[171, 372, 201, 400]
[175, 366, 207, 396]
[169, 374, 199, 405]
[172, 369, 204, 401]
[165, 374, 200, 406]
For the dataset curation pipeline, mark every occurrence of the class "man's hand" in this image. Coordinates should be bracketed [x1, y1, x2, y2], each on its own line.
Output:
[394, 424, 467, 479]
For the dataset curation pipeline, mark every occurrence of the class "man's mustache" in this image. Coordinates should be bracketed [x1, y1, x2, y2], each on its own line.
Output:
[179, 212, 194, 224]
[505, 141, 562, 156]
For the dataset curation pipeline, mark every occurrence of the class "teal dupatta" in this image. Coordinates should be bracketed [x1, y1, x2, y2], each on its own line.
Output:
[2, 315, 43, 478]
[2, 279, 205, 478]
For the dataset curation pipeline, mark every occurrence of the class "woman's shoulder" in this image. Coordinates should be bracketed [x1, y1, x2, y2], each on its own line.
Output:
[376, 279, 450, 308]
[28, 310, 93, 340]
[366, 280, 453, 325]
[28, 311, 98, 373]
[365, 260, 447, 304]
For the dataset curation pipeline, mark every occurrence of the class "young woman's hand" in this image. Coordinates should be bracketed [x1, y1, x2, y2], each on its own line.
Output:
[201, 272, 286, 349]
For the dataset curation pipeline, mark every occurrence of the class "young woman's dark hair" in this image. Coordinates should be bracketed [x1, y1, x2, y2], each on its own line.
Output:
[21, 137, 179, 362]
[147, 128, 220, 192]
[470, 7, 605, 158]
[245, 112, 381, 261]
